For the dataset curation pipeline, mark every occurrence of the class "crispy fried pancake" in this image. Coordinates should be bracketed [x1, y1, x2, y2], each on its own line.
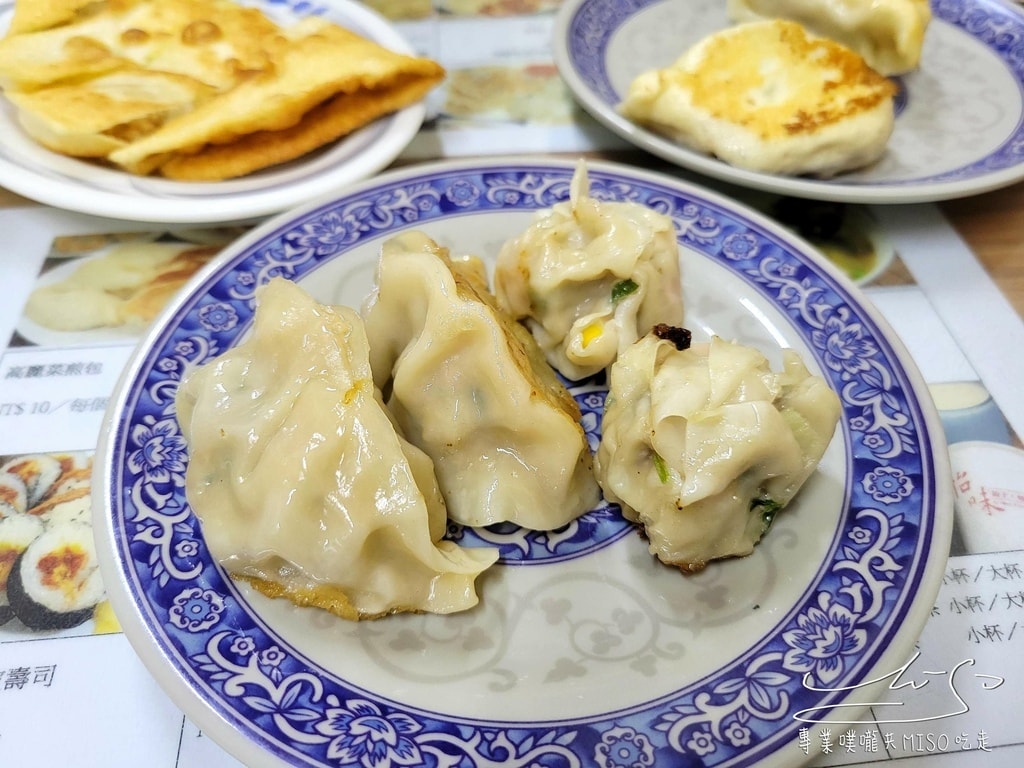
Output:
[7, 67, 216, 156]
[0, 0, 281, 91]
[7, 0, 103, 35]
[727, 0, 931, 76]
[108, 18, 444, 179]
[0, 0, 444, 180]
[619, 20, 896, 177]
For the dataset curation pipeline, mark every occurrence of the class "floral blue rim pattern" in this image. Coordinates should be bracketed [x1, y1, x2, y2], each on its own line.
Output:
[565, 0, 1024, 187]
[104, 163, 941, 768]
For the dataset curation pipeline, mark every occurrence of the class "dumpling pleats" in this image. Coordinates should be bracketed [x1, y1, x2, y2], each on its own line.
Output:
[596, 332, 840, 572]
[363, 231, 600, 530]
[175, 277, 497, 620]
[494, 162, 684, 381]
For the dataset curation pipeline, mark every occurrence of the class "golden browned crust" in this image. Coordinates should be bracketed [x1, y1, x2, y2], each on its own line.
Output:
[682, 21, 896, 141]
[442, 247, 584, 423]
[0, 0, 283, 91]
[237, 573, 424, 622]
[155, 68, 443, 181]
[0, 0, 445, 180]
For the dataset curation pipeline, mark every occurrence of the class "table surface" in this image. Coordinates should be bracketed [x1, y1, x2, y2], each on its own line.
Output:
[939, 181, 1024, 320]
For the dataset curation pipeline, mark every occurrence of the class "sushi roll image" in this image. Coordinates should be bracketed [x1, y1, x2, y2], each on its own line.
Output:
[0, 471, 28, 516]
[36, 489, 92, 528]
[1, 453, 64, 508]
[0, 514, 45, 624]
[48, 453, 93, 498]
[7, 520, 104, 630]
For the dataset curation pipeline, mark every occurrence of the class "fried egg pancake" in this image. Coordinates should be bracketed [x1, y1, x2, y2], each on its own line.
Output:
[108, 18, 444, 180]
[0, 0, 281, 92]
[0, 0, 445, 180]
[619, 20, 896, 177]
[7, 67, 216, 157]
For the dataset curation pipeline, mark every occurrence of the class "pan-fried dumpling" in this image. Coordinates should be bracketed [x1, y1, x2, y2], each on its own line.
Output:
[595, 327, 841, 572]
[175, 277, 498, 620]
[362, 231, 600, 530]
[494, 163, 684, 381]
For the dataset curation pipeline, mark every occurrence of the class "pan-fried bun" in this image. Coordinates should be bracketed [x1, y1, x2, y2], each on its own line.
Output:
[619, 20, 896, 178]
[727, 0, 930, 76]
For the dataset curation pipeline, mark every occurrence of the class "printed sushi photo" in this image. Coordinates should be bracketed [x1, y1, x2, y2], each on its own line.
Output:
[0, 451, 119, 638]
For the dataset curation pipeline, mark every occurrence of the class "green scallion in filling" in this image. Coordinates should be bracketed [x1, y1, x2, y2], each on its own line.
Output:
[611, 278, 639, 304]
[653, 452, 670, 484]
[751, 496, 783, 532]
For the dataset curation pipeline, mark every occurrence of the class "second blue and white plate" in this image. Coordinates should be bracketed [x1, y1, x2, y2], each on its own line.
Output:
[553, 0, 1024, 203]
[94, 158, 952, 768]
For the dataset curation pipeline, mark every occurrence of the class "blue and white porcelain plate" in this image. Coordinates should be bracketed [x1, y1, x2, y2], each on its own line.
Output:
[0, 0, 426, 224]
[553, 0, 1024, 204]
[94, 158, 952, 768]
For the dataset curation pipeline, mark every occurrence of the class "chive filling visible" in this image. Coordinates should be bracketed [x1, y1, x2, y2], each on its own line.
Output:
[611, 278, 639, 304]
[751, 496, 783, 533]
[653, 452, 670, 484]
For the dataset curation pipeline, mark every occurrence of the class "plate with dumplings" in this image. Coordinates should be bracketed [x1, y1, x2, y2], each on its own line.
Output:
[0, 0, 444, 222]
[554, 0, 1024, 203]
[94, 157, 952, 768]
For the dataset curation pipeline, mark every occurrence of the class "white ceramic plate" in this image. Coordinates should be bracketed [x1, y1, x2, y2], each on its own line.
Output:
[553, 0, 1024, 203]
[0, 0, 426, 224]
[95, 158, 952, 768]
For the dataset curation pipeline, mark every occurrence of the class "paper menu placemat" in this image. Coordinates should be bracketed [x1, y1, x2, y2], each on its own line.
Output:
[808, 550, 1024, 767]
[874, 204, 1024, 450]
[393, 9, 631, 159]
